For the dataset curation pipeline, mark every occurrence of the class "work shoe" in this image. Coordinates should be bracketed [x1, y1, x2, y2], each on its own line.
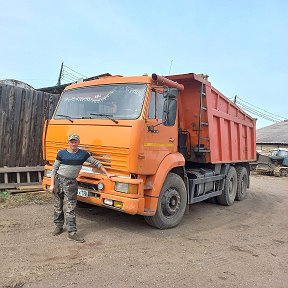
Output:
[68, 232, 85, 243]
[52, 226, 63, 236]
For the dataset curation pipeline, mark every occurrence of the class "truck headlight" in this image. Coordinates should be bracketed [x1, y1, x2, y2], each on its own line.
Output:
[115, 182, 138, 194]
[44, 170, 52, 178]
[97, 182, 104, 190]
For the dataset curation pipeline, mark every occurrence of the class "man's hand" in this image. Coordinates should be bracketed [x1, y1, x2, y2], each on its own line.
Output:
[100, 166, 116, 179]
[49, 185, 55, 193]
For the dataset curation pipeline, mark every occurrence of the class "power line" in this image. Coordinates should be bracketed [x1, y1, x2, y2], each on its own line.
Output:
[237, 102, 282, 122]
[235, 95, 284, 119]
[232, 95, 286, 123]
[61, 75, 77, 82]
[63, 65, 87, 78]
[62, 71, 79, 81]
[237, 102, 284, 122]
[57, 62, 87, 85]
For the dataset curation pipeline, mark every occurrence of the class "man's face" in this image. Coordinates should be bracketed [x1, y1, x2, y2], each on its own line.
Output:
[69, 139, 80, 151]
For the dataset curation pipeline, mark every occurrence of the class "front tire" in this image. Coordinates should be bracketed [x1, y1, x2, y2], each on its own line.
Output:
[217, 166, 237, 206]
[144, 173, 187, 229]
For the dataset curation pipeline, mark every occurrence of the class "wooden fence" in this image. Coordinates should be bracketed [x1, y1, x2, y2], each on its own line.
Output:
[0, 84, 59, 187]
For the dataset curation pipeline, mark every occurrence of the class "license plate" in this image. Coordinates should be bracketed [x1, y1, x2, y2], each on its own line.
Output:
[77, 189, 88, 197]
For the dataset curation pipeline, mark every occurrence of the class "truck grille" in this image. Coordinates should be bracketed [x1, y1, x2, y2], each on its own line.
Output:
[46, 141, 129, 172]
[78, 182, 98, 191]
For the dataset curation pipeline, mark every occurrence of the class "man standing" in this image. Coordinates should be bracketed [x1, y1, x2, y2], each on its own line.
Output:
[49, 134, 113, 243]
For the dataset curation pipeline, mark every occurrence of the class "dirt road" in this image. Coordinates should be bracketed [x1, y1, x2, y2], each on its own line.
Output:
[0, 175, 287, 288]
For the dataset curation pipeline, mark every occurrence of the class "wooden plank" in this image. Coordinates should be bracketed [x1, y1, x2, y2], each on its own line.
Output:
[4, 172, 8, 184]
[32, 89, 43, 166]
[9, 188, 45, 194]
[5, 85, 14, 165]
[16, 172, 20, 183]
[12, 87, 23, 167]
[0, 182, 41, 189]
[21, 88, 32, 166]
[0, 85, 5, 167]
[8, 86, 17, 167]
[28, 89, 37, 166]
[26, 172, 31, 183]
[16, 184, 43, 190]
[0, 166, 44, 173]
[0, 85, 10, 167]
[17, 87, 26, 166]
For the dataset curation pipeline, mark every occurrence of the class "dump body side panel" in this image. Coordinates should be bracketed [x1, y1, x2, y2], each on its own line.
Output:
[207, 85, 256, 163]
[167, 74, 256, 164]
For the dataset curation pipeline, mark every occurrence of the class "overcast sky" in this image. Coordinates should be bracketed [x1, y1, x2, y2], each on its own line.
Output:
[1, 0, 287, 128]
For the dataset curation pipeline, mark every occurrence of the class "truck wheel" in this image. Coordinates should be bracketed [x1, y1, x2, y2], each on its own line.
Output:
[235, 167, 248, 201]
[280, 169, 288, 177]
[144, 173, 187, 229]
[217, 166, 237, 206]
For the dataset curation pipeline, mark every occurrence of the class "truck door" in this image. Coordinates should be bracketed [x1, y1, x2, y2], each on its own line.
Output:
[141, 89, 178, 174]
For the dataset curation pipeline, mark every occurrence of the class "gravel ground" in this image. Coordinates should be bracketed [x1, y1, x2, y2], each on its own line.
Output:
[0, 174, 287, 288]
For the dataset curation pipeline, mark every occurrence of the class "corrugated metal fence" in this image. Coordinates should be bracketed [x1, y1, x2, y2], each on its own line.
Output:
[0, 84, 59, 168]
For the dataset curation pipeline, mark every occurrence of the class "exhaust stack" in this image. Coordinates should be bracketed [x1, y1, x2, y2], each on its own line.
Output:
[152, 73, 184, 91]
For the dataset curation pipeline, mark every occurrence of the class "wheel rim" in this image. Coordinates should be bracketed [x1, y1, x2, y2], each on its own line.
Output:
[161, 188, 181, 217]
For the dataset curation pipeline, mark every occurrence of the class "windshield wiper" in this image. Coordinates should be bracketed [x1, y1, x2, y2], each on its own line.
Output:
[55, 114, 73, 123]
[90, 113, 119, 124]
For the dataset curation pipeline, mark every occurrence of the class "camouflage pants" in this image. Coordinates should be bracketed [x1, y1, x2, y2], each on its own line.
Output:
[54, 174, 78, 233]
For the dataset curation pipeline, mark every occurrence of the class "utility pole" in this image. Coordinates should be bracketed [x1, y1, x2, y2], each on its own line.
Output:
[57, 62, 64, 86]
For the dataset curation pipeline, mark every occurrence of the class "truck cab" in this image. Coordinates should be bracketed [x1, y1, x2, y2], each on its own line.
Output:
[43, 75, 181, 218]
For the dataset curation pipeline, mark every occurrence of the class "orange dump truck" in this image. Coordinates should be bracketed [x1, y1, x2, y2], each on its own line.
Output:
[42, 73, 256, 229]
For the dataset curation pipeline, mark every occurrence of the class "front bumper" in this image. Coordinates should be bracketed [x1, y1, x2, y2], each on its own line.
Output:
[42, 174, 148, 215]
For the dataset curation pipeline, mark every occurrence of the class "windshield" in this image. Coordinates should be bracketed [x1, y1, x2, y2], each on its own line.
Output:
[54, 84, 147, 120]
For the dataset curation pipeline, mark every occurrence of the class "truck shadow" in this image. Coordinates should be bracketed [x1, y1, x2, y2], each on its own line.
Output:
[74, 200, 237, 238]
[75, 186, 282, 239]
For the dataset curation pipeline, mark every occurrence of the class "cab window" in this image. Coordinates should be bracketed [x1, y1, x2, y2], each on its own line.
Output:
[148, 90, 164, 120]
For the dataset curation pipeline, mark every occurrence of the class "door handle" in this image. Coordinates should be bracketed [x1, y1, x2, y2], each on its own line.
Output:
[169, 138, 175, 143]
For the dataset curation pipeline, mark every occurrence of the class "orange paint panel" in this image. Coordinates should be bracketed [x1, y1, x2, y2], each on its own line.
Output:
[144, 152, 185, 197]
[46, 121, 132, 148]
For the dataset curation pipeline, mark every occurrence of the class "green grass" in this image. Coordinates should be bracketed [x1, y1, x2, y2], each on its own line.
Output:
[0, 191, 9, 202]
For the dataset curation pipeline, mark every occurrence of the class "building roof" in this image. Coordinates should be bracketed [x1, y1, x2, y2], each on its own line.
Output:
[257, 120, 288, 144]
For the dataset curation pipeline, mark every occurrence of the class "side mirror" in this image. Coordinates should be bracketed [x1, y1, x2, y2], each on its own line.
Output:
[162, 88, 178, 126]
[162, 97, 177, 126]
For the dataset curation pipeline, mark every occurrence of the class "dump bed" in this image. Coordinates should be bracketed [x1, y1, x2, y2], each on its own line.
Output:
[167, 73, 256, 164]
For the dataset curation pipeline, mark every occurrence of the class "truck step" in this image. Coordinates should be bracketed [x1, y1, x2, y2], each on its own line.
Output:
[194, 148, 211, 153]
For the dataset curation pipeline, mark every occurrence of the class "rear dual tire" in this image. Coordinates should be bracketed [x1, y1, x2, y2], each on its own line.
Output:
[235, 167, 248, 201]
[217, 166, 237, 206]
